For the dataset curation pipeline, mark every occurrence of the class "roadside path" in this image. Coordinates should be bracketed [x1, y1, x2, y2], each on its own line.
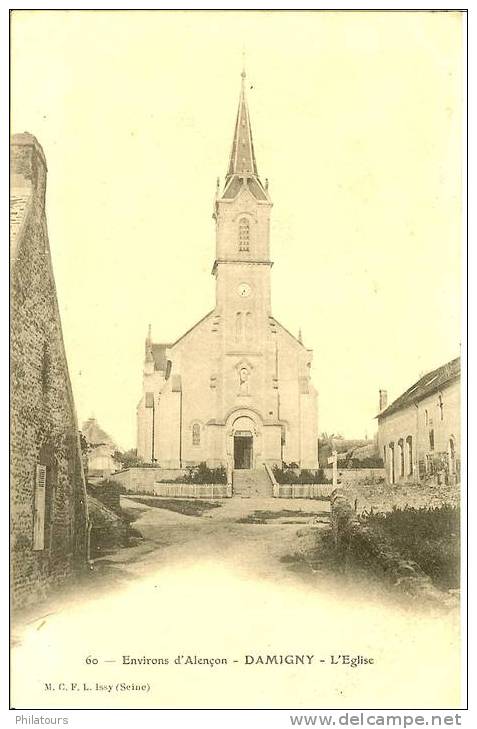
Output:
[11, 496, 460, 709]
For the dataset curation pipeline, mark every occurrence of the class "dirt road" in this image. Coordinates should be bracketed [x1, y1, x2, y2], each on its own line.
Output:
[11, 496, 460, 709]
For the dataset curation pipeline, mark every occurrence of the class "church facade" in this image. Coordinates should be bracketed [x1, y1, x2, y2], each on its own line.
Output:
[137, 73, 318, 471]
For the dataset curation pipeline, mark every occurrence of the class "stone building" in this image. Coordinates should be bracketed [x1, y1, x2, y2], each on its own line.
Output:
[81, 417, 117, 478]
[137, 72, 319, 472]
[377, 357, 460, 485]
[10, 133, 89, 609]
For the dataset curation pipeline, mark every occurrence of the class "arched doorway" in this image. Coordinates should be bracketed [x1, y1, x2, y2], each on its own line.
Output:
[232, 415, 255, 470]
[234, 431, 253, 469]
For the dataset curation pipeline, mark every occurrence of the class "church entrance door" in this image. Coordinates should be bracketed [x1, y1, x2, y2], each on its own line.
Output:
[234, 431, 253, 469]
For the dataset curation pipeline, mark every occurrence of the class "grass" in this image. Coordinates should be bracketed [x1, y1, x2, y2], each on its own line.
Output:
[361, 504, 460, 590]
[128, 497, 223, 517]
[237, 509, 329, 524]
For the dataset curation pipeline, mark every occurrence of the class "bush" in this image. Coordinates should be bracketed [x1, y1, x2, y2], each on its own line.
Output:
[361, 504, 460, 590]
[178, 462, 227, 485]
[112, 449, 148, 470]
[272, 465, 332, 485]
[88, 479, 124, 514]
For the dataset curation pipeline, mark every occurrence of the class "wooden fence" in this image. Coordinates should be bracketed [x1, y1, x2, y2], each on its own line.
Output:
[153, 483, 232, 499]
[274, 484, 331, 500]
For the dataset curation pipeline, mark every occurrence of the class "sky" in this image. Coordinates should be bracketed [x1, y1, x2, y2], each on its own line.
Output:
[11, 10, 463, 449]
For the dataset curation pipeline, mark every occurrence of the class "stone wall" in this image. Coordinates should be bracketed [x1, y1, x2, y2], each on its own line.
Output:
[87, 482, 121, 513]
[347, 479, 460, 515]
[10, 133, 88, 609]
[324, 467, 385, 485]
[112, 467, 187, 493]
[87, 495, 128, 559]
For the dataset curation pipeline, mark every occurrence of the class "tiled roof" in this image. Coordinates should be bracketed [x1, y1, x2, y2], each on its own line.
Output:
[227, 73, 258, 179]
[82, 418, 115, 447]
[222, 176, 268, 201]
[377, 357, 460, 419]
[221, 74, 269, 203]
[151, 343, 170, 372]
[247, 178, 268, 201]
[222, 177, 242, 199]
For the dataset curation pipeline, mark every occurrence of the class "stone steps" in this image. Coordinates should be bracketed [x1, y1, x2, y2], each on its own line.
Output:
[232, 467, 273, 498]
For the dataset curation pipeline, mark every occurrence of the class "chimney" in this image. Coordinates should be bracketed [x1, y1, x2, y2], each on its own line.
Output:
[379, 389, 388, 412]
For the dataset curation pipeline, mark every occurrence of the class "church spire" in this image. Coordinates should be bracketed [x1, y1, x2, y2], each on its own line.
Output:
[145, 323, 154, 364]
[226, 69, 258, 180]
[219, 70, 269, 203]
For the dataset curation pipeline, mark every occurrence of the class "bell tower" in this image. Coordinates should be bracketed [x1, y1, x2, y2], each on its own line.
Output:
[212, 70, 273, 348]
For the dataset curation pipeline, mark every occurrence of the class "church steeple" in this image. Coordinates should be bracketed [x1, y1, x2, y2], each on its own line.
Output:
[145, 323, 154, 369]
[226, 70, 258, 180]
[220, 71, 269, 203]
[213, 69, 272, 282]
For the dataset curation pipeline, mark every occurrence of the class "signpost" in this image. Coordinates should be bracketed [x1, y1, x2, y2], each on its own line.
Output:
[328, 450, 338, 489]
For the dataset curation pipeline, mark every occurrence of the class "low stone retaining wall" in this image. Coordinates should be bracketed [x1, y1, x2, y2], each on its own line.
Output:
[329, 488, 454, 607]
[87, 495, 129, 559]
[153, 483, 231, 499]
[87, 481, 121, 513]
[112, 467, 187, 494]
[323, 467, 385, 485]
[348, 480, 460, 515]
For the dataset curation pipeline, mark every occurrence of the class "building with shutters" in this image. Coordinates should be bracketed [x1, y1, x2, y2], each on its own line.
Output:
[136, 71, 319, 471]
[10, 133, 89, 609]
[376, 357, 460, 485]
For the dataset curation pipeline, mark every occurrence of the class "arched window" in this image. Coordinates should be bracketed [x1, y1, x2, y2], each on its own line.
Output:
[398, 438, 404, 478]
[235, 312, 243, 340]
[429, 429, 435, 451]
[388, 443, 395, 484]
[424, 409, 429, 426]
[192, 423, 200, 446]
[406, 435, 413, 476]
[438, 394, 444, 421]
[245, 312, 252, 341]
[238, 218, 250, 252]
[281, 425, 286, 445]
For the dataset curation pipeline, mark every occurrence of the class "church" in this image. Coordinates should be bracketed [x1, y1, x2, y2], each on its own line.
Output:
[137, 72, 318, 472]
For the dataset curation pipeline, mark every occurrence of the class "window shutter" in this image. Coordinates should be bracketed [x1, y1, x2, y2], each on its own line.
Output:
[33, 464, 47, 551]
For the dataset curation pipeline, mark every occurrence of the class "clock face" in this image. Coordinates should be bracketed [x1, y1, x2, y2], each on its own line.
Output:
[238, 283, 251, 298]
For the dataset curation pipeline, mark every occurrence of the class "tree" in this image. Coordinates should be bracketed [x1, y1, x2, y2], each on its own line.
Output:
[79, 431, 89, 455]
[112, 448, 144, 470]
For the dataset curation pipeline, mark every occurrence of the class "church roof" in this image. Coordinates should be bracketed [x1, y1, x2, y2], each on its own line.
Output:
[170, 310, 215, 348]
[221, 71, 269, 202]
[272, 317, 309, 350]
[222, 176, 268, 201]
[151, 343, 171, 372]
[227, 70, 258, 179]
[377, 357, 460, 419]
